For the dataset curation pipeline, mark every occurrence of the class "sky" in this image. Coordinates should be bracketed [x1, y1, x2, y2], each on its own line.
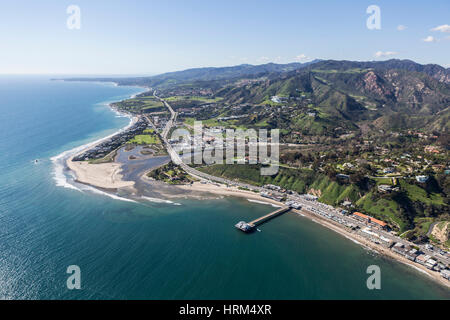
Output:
[0, 0, 449, 75]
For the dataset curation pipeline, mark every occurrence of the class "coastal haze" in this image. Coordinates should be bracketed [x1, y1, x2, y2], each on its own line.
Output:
[0, 76, 449, 299]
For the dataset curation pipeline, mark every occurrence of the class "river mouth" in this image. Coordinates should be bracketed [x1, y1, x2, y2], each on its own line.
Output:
[2, 77, 449, 299]
[59, 142, 223, 206]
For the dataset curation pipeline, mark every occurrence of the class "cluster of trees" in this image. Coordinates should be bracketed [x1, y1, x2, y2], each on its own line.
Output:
[147, 162, 190, 184]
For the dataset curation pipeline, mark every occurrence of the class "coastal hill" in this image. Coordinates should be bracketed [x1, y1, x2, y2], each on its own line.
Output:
[64, 59, 449, 134]
[63, 59, 449, 244]
[63, 60, 321, 89]
[214, 59, 450, 134]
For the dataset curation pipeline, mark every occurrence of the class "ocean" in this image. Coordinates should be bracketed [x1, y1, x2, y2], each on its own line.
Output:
[0, 75, 449, 299]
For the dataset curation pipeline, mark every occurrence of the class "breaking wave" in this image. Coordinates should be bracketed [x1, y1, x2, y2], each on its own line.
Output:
[141, 196, 181, 206]
[50, 87, 146, 196]
[79, 184, 138, 203]
[247, 199, 281, 208]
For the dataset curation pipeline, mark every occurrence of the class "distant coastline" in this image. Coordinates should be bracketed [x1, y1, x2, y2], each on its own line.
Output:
[51, 81, 148, 192]
[53, 80, 450, 291]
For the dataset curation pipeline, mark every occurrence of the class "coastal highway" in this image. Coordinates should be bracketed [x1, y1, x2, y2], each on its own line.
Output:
[154, 93, 265, 189]
[161, 99, 177, 139]
[154, 94, 450, 266]
[292, 195, 450, 265]
[153, 91, 178, 140]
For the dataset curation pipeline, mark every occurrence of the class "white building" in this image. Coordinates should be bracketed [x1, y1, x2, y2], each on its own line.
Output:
[271, 96, 281, 103]
[415, 175, 429, 183]
[441, 269, 450, 280]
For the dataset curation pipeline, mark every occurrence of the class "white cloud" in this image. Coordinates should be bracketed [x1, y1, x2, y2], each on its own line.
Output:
[422, 35, 436, 42]
[397, 25, 407, 31]
[257, 56, 270, 63]
[294, 54, 310, 62]
[374, 51, 398, 58]
[431, 24, 450, 33]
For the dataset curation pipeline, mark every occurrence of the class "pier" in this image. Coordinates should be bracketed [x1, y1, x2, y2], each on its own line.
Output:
[235, 207, 291, 232]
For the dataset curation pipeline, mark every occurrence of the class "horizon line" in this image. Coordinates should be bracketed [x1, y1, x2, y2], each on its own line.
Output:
[0, 58, 448, 77]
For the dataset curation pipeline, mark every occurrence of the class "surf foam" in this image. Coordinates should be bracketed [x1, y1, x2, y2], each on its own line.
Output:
[247, 199, 282, 208]
[141, 196, 181, 206]
[50, 87, 142, 193]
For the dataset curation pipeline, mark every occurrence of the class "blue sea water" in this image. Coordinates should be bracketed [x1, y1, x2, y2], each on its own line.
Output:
[0, 76, 449, 299]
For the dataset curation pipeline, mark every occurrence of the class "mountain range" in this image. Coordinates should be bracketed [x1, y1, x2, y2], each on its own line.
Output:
[214, 59, 449, 134]
[64, 59, 450, 134]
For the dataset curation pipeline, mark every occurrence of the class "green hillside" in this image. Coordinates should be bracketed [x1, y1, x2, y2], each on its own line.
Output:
[198, 164, 448, 234]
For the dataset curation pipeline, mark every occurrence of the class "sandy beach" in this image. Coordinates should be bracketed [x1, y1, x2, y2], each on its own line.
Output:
[293, 208, 450, 289]
[170, 181, 448, 288]
[66, 157, 450, 288]
[62, 125, 450, 290]
[67, 157, 134, 189]
[157, 180, 450, 289]
[60, 86, 153, 191]
[175, 181, 283, 206]
[61, 109, 140, 190]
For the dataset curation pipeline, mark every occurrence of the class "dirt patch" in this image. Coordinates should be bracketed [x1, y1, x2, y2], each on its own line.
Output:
[308, 188, 322, 197]
[431, 221, 450, 244]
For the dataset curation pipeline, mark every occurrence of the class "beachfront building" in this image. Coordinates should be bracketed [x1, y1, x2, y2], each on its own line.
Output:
[390, 243, 420, 261]
[264, 184, 282, 191]
[441, 269, 450, 280]
[285, 200, 302, 209]
[361, 227, 392, 247]
[425, 258, 438, 270]
[352, 212, 388, 230]
[416, 254, 430, 266]
[303, 194, 318, 201]
[260, 192, 284, 202]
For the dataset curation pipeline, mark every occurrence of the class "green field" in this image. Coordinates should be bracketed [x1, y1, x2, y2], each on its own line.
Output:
[113, 96, 164, 113]
[400, 180, 445, 206]
[183, 117, 250, 130]
[184, 117, 222, 127]
[127, 134, 160, 145]
[356, 192, 406, 231]
[165, 95, 222, 103]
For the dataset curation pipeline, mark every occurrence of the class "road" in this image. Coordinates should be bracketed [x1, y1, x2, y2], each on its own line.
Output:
[289, 194, 450, 265]
[153, 91, 177, 140]
[153, 93, 450, 266]
[153, 92, 266, 189]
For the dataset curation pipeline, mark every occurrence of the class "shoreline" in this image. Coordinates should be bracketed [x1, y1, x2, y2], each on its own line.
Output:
[52, 81, 449, 291]
[165, 181, 450, 289]
[66, 158, 135, 189]
[62, 114, 139, 189]
[63, 158, 450, 289]
[292, 208, 450, 289]
[174, 181, 284, 206]
[52, 82, 149, 190]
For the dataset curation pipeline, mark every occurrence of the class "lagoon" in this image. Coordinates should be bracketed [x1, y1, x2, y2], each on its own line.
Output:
[0, 76, 448, 299]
